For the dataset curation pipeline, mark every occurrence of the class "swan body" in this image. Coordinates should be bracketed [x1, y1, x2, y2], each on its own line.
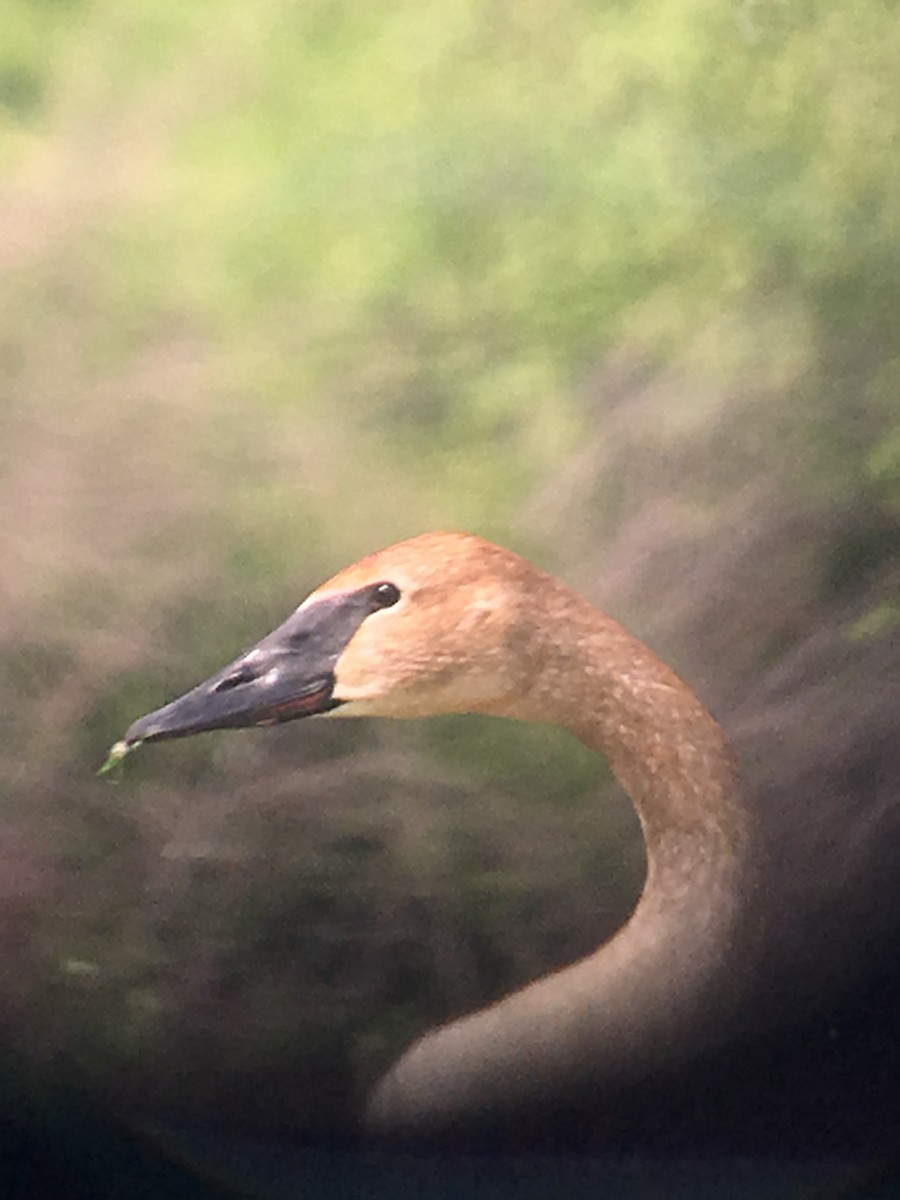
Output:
[122, 533, 770, 1144]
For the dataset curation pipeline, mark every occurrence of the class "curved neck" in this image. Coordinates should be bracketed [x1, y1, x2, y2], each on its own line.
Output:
[367, 586, 760, 1140]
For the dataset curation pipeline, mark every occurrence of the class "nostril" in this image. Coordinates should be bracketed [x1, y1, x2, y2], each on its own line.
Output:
[212, 663, 258, 693]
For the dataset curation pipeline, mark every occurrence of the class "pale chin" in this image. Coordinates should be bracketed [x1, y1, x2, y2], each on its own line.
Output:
[325, 696, 381, 718]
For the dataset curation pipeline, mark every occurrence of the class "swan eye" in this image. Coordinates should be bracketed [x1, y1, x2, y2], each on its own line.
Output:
[371, 581, 401, 609]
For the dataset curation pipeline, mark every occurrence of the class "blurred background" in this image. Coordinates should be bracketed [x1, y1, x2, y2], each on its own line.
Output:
[1, 0, 899, 1176]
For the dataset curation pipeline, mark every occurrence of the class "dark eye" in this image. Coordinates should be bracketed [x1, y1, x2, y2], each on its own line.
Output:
[371, 581, 401, 609]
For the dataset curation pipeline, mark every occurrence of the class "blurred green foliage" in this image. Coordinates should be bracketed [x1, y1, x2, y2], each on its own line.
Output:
[3, 0, 899, 525]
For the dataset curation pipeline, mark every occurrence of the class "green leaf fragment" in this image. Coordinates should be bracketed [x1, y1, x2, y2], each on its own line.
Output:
[97, 739, 142, 777]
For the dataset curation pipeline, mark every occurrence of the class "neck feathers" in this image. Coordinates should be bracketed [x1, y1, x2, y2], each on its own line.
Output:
[368, 580, 757, 1142]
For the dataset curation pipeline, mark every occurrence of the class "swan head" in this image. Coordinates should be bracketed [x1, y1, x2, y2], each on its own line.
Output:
[121, 533, 538, 747]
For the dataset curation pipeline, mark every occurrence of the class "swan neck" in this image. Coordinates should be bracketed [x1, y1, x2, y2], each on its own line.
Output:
[508, 588, 748, 881]
[368, 583, 755, 1141]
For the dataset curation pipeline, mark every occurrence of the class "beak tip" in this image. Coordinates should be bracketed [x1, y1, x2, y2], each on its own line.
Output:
[123, 712, 166, 746]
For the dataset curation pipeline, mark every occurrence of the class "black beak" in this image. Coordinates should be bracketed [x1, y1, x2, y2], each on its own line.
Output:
[122, 589, 377, 747]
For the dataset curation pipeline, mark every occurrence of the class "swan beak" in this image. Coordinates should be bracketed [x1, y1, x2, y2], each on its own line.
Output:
[120, 590, 375, 747]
